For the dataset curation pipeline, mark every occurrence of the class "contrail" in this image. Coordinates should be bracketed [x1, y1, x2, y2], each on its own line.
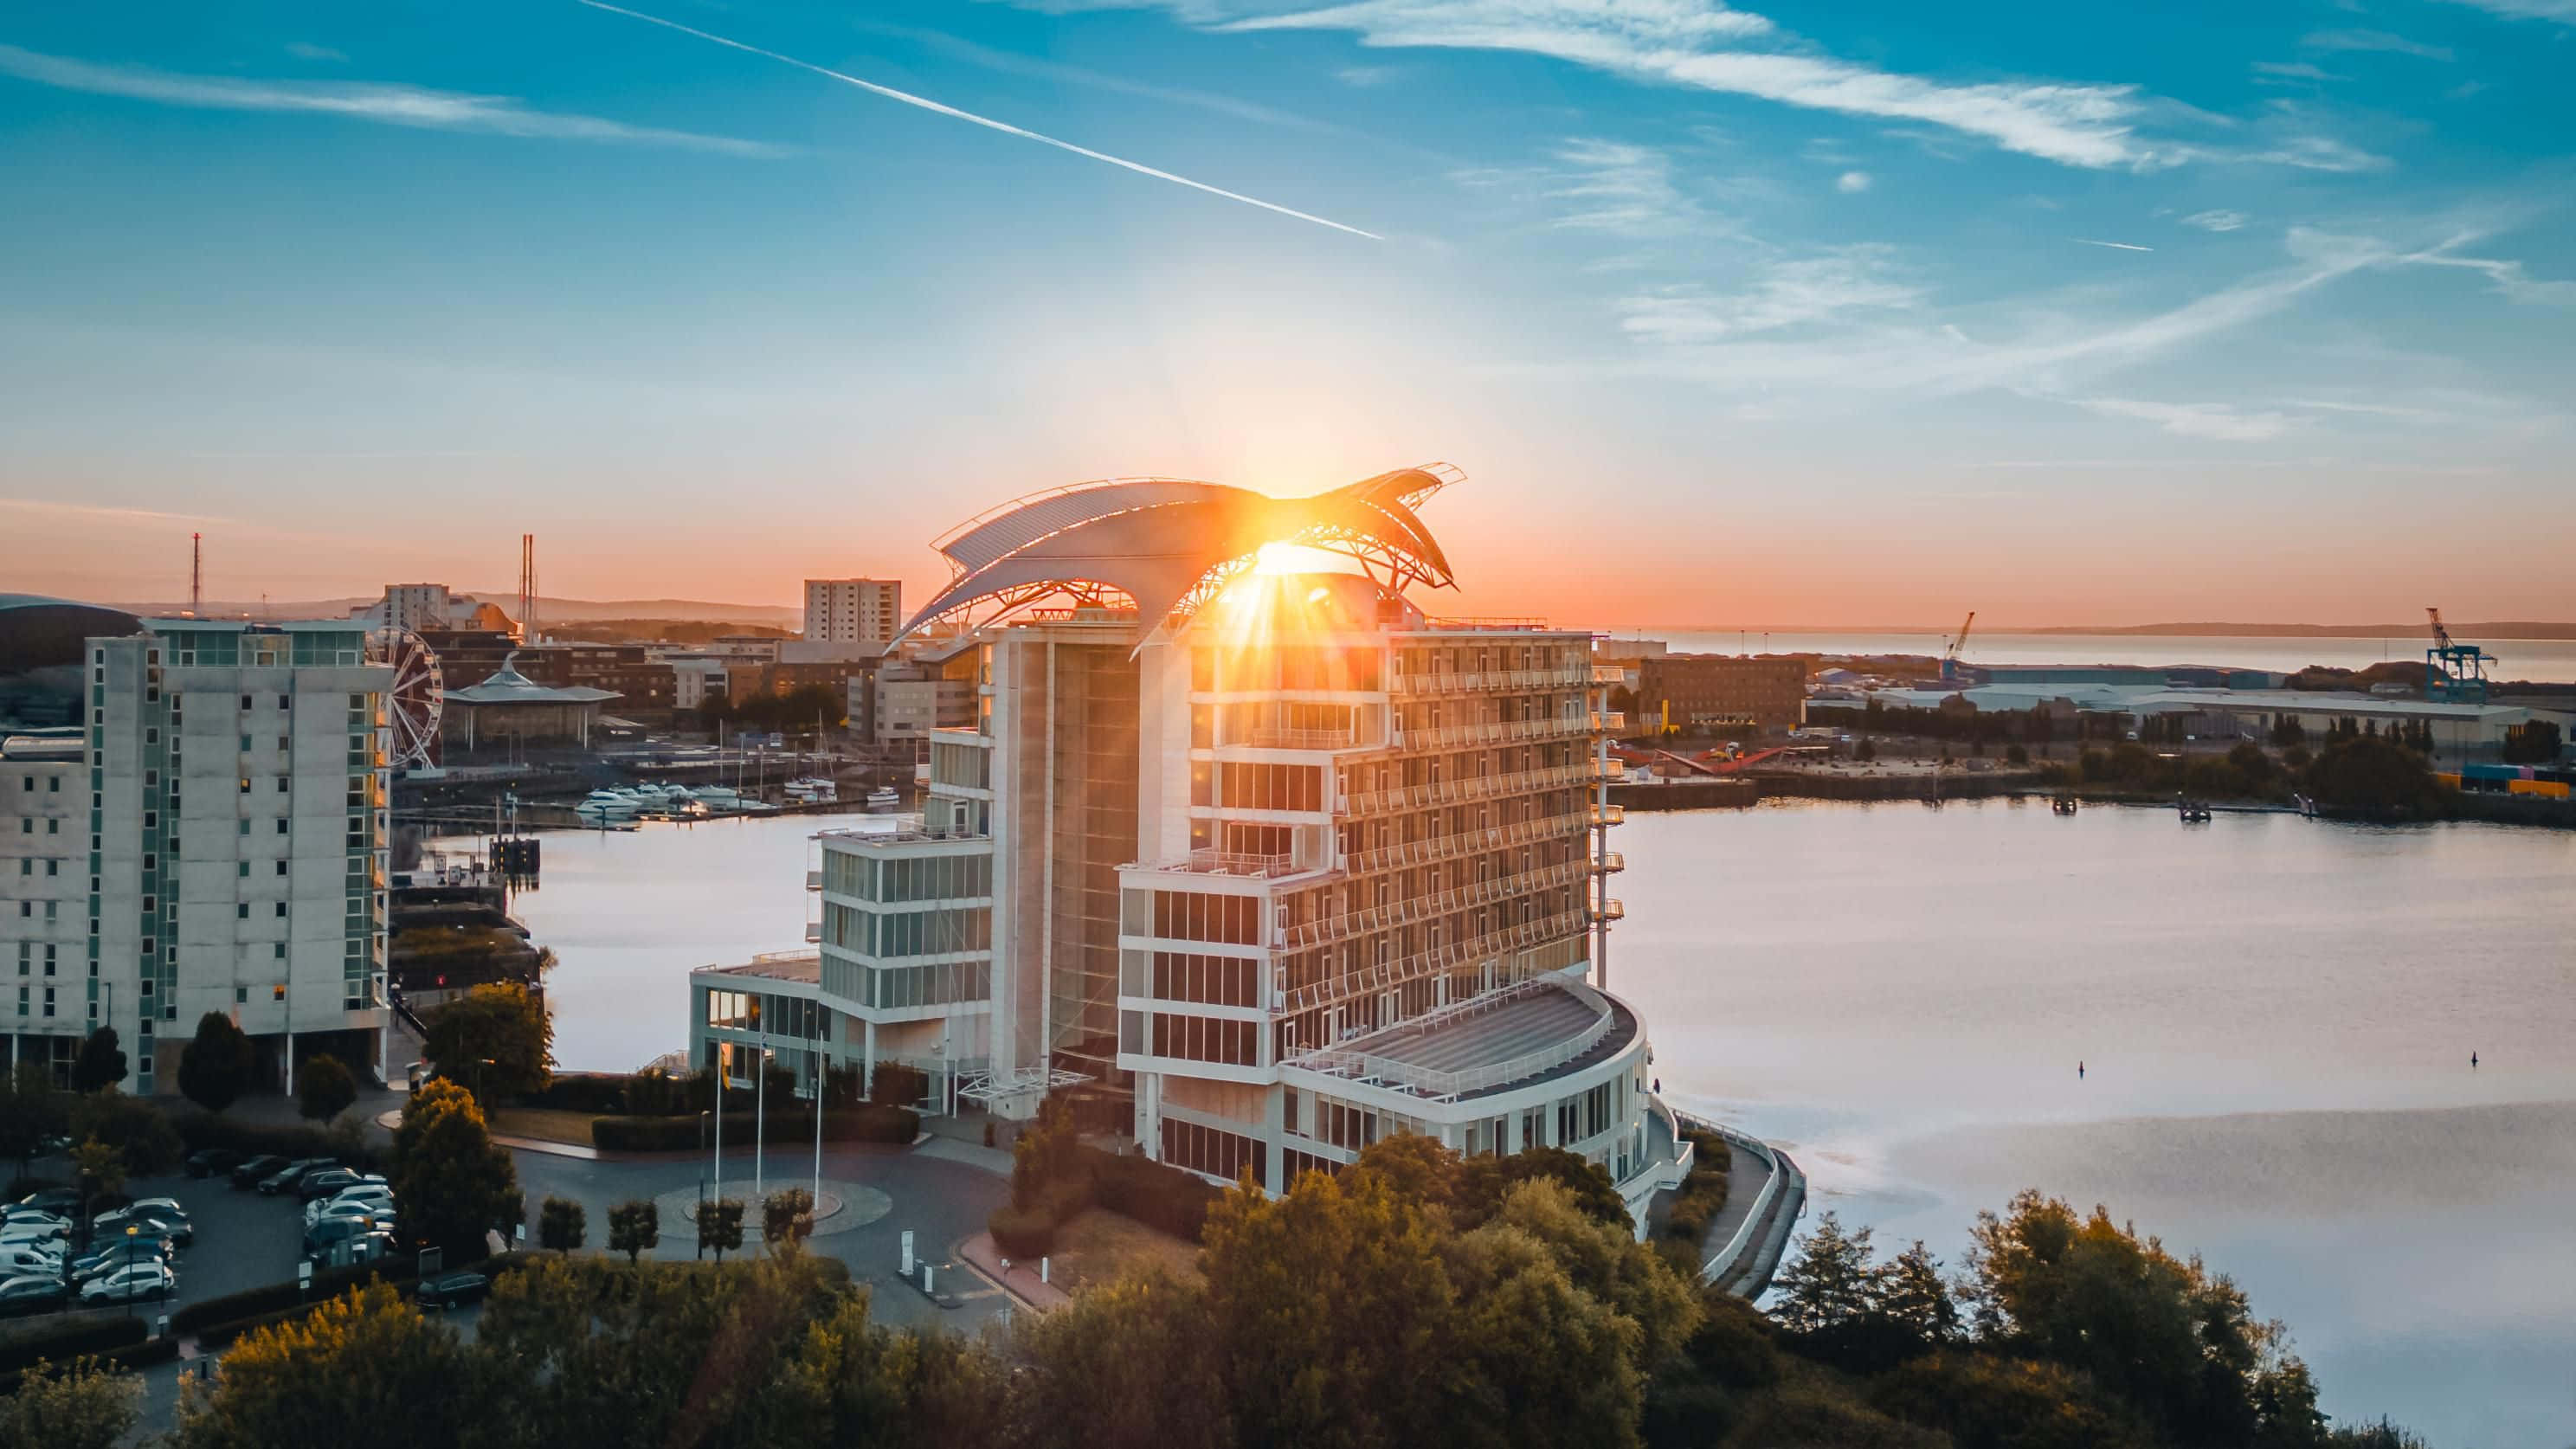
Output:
[574, 0, 1381, 241]
[2072, 238, 2154, 252]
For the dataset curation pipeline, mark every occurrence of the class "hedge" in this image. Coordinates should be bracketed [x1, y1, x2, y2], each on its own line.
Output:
[0, 1312, 145, 1375]
[520, 1072, 631, 1115]
[174, 1116, 383, 1173]
[1085, 1148, 1220, 1243]
[0, 1335, 178, 1396]
[1658, 1130, 1734, 1249]
[184, 1251, 546, 1349]
[987, 1203, 1058, 1258]
[590, 1105, 917, 1153]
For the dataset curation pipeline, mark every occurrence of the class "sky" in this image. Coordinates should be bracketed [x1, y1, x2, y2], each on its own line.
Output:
[1, 0, 2572, 629]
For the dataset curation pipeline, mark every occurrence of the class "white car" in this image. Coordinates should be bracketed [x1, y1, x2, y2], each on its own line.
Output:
[0, 1220, 66, 1246]
[306, 1188, 396, 1226]
[0, 1244, 67, 1277]
[78, 1261, 174, 1304]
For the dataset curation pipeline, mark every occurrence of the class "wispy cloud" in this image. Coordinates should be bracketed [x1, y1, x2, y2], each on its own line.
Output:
[283, 42, 346, 63]
[853, 19, 1331, 133]
[1455, 138, 1725, 239]
[2071, 396, 2298, 441]
[2074, 238, 2154, 251]
[0, 42, 786, 155]
[575, 1, 1381, 239]
[1617, 247, 1922, 343]
[2181, 209, 2250, 232]
[2402, 239, 2576, 306]
[2301, 29, 2456, 60]
[2251, 60, 2344, 83]
[2433, 0, 2576, 23]
[1835, 170, 1871, 193]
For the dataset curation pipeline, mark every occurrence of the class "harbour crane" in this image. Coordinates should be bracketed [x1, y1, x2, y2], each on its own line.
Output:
[2424, 608, 2495, 704]
[1940, 610, 1976, 684]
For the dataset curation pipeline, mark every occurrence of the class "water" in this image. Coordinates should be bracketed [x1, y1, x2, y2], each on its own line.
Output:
[504, 799, 2576, 1445]
[503, 811, 883, 1073]
[1615, 800, 2576, 1449]
[1641, 629, 2576, 682]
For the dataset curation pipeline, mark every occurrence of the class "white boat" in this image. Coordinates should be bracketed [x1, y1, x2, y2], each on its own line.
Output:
[576, 789, 641, 820]
[865, 787, 900, 812]
[783, 776, 839, 804]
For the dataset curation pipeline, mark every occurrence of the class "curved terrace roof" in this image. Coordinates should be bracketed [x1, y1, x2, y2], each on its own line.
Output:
[896, 464, 1463, 644]
[0, 594, 143, 672]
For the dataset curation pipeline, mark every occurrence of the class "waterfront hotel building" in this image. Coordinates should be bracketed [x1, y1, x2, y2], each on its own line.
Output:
[3, 602, 392, 1092]
[691, 468, 1688, 1222]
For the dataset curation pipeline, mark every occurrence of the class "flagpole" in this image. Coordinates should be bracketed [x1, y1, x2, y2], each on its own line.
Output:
[810, 1027, 823, 1211]
[754, 1046, 767, 1203]
[712, 1041, 725, 1207]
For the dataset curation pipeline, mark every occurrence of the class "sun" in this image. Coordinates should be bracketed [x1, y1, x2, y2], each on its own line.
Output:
[1251, 540, 1353, 576]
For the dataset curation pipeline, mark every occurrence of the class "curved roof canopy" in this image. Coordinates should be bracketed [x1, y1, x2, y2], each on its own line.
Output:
[897, 464, 1462, 644]
[443, 654, 619, 705]
[0, 594, 143, 673]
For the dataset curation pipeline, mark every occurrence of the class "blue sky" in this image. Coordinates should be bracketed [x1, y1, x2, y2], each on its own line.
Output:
[1, 0, 2570, 626]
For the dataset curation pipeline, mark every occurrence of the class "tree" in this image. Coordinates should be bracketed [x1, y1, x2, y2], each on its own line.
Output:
[2269, 715, 2306, 748]
[762, 1188, 814, 1248]
[2303, 734, 2445, 817]
[1855, 737, 1877, 763]
[1014, 1269, 1233, 1449]
[1877, 1240, 1960, 1350]
[607, 1199, 660, 1265]
[70, 1138, 125, 1220]
[538, 1195, 587, 1253]
[68, 1091, 184, 1176]
[390, 1078, 523, 1263]
[2502, 718, 2563, 765]
[297, 1053, 358, 1123]
[1771, 1212, 1881, 1338]
[0, 1059, 66, 1182]
[71, 1027, 126, 1093]
[423, 982, 553, 1104]
[171, 1283, 482, 1449]
[177, 1013, 257, 1114]
[0, 1356, 143, 1449]
[1455, 1144, 1630, 1231]
[700, 1198, 745, 1262]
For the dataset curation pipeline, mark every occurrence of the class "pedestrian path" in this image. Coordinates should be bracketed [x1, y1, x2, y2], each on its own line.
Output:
[956, 1231, 1069, 1311]
[914, 1135, 1014, 1178]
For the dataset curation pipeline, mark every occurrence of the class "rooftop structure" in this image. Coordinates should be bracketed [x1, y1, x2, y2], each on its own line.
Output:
[691, 467, 1685, 1227]
[439, 654, 619, 752]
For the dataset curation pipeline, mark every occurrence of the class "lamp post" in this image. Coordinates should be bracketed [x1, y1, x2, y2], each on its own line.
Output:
[473, 1056, 496, 1104]
[697, 1110, 712, 1259]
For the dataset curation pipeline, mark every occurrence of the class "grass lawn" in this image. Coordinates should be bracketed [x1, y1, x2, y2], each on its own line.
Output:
[1044, 1208, 1201, 1295]
[487, 1107, 602, 1147]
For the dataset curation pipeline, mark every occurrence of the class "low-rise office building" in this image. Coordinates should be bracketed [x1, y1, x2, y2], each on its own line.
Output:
[1637, 654, 1811, 734]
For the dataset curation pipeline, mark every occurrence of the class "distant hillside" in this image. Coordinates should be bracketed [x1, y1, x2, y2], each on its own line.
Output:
[2026, 621, 2576, 640]
[108, 593, 803, 628]
[545, 619, 797, 645]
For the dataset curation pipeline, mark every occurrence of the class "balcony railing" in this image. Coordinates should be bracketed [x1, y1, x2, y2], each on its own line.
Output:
[1592, 664, 1627, 684]
[1388, 714, 1591, 751]
[1159, 848, 1300, 878]
[1281, 859, 1593, 950]
[1593, 851, 1625, 874]
[1240, 726, 1358, 750]
[1341, 813, 1587, 876]
[1590, 803, 1626, 828]
[1392, 666, 1594, 697]
[1591, 712, 1626, 732]
[1339, 763, 1590, 816]
[1285, 985, 1620, 1100]
[1272, 908, 1587, 1018]
[1594, 898, 1626, 922]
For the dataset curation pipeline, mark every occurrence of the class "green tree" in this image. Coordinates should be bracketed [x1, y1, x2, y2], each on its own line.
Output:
[390, 1078, 523, 1263]
[538, 1196, 587, 1253]
[1771, 1212, 1880, 1337]
[0, 1059, 67, 1182]
[2303, 734, 2445, 816]
[2502, 718, 2563, 765]
[0, 1356, 143, 1449]
[424, 982, 554, 1104]
[297, 1053, 359, 1123]
[1870, 1353, 2149, 1449]
[756, 1285, 1011, 1448]
[762, 1188, 814, 1248]
[1478, 1177, 1699, 1368]
[172, 1283, 484, 1449]
[701, 1198, 745, 1262]
[177, 1013, 257, 1114]
[1444, 1221, 1647, 1449]
[70, 1027, 126, 1093]
[1877, 1239, 1960, 1349]
[1456, 1144, 1630, 1231]
[1855, 737, 1877, 763]
[69, 1139, 125, 1222]
[607, 1200, 660, 1265]
[68, 1091, 183, 1176]
[1013, 1269, 1233, 1449]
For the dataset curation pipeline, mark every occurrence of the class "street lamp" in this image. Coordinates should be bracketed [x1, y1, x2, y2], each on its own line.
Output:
[473, 1056, 496, 1103]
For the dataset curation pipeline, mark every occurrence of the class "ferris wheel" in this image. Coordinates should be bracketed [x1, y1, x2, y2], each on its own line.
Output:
[367, 626, 445, 770]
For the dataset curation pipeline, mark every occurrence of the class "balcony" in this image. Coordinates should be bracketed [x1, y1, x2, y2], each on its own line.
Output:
[1240, 726, 1357, 750]
[1173, 848, 1299, 878]
[1389, 714, 1590, 751]
[1593, 851, 1625, 874]
[1340, 763, 1591, 816]
[1592, 664, 1627, 684]
[1392, 666, 1594, 697]
[1272, 907, 1588, 1018]
[1594, 898, 1626, 921]
[1280, 859, 1593, 950]
[1341, 813, 1587, 876]
[1591, 712, 1626, 733]
[1590, 803, 1626, 828]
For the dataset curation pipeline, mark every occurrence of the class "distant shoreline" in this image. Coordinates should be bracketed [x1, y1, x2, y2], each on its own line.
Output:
[1629, 622, 2576, 641]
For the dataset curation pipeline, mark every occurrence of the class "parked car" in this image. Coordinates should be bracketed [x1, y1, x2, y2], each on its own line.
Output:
[301, 1214, 386, 1259]
[15, 1189, 80, 1217]
[70, 1239, 171, 1282]
[231, 1155, 289, 1190]
[415, 1271, 489, 1310]
[0, 1219, 67, 1247]
[0, 1273, 68, 1317]
[306, 1188, 396, 1225]
[295, 1169, 384, 1203]
[93, 1208, 191, 1249]
[77, 1262, 174, 1304]
[0, 1245, 66, 1278]
[0, 1204, 68, 1227]
[184, 1148, 246, 1179]
[314, 1230, 398, 1270]
[309, 1206, 398, 1241]
[119, 1198, 194, 1243]
[259, 1158, 334, 1195]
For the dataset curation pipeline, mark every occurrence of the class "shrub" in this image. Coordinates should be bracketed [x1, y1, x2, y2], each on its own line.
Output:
[173, 1265, 419, 1334]
[173, 1115, 383, 1173]
[0, 1312, 146, 1375]
[522, 1072, 632, 1115]
[1658, 1130, 1732, 1248]
[988, 1203, 1058, 1258]
[1087, 1148, 1221, 1241]
[869, 1062, 929, 1107]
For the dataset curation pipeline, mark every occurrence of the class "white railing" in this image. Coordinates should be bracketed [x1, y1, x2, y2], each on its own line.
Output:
[1389, 714, 1591, 751]
[1286, 979, 1621, 1099]
[1271, 909, 1587, 1017]
[1674, 1112, 1786, 1288]
[1342, 813, 1587, 876]
[1240, 726, 1358, 750]
[1340, 763, 1589, 816]
[1590, 803, 1626, 827]
[1392, 666, 1594, 696]
[1282, 860, 1591, 950]
[1176, 848, 1298, 877]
